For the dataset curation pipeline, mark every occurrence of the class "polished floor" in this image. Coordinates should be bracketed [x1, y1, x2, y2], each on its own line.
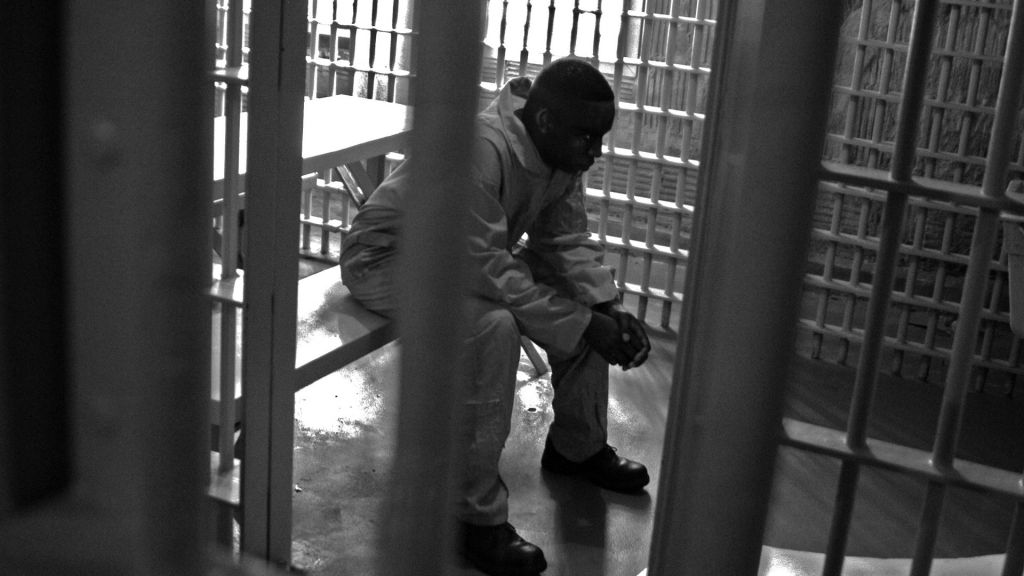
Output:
[283, 296, 1024, 576]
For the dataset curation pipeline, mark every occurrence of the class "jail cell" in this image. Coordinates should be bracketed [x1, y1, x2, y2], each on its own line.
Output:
[806, 0, 1024, 393]
[652, 0, 1024, 573]
[790, 0, 1024, 573]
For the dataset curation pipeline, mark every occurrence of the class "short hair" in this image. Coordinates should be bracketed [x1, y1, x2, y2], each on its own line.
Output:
[525, 57, 613, 117]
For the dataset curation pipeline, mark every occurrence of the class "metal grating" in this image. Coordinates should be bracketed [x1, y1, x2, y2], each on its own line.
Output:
[808, 0, 1024, 393]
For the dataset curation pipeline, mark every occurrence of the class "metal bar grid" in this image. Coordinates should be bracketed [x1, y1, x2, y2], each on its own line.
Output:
[593, 0, 714, 327]
[305, 0, 414, 102]
[808, 0, 1024, 390]
[789, 1, 1024, 574]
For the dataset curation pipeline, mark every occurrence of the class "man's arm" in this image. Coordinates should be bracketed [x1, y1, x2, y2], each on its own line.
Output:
[463, 140, 595, 357]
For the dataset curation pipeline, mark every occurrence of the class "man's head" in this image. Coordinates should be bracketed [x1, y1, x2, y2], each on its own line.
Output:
[522, 58, 615, 173]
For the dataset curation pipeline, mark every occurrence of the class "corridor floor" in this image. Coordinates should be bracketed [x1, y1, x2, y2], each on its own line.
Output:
[286, 313, 1024, 575]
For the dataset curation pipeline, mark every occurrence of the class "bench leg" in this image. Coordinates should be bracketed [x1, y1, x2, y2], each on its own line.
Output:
[520, 336, 548, 377]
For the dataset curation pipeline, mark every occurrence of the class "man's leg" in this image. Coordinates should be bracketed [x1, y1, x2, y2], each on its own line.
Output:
[339, 241, 398, 317]
[540, 340, 650, 493]
[458, 299, 548, 576]
[457, 301, 520, 525]
[544, 342, 609, 461]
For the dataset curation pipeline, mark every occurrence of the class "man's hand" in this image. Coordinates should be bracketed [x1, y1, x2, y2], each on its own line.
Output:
[585, 302, 651, 370]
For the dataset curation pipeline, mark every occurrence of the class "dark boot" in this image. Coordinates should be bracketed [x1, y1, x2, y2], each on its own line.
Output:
[461, 522, 547, 576]
[541, 439, 649, 493]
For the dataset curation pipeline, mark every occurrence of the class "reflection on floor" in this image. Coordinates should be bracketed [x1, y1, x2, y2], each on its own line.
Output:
[288, 320, 1024, 575]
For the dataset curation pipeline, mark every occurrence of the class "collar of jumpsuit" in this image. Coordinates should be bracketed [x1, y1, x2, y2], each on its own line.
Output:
[482, 77, 559, 177]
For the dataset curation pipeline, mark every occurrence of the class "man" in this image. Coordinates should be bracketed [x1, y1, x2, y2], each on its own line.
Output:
[340, 57, 651, 576]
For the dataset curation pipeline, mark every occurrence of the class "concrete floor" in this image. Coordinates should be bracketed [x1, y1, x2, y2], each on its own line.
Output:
[285, 302, 1024, 575]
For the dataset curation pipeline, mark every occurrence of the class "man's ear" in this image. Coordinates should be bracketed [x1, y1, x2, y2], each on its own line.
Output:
[535, 108, 555, 135]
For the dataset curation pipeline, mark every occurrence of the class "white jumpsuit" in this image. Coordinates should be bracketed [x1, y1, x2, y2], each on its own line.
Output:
[340, 78, 620, 525]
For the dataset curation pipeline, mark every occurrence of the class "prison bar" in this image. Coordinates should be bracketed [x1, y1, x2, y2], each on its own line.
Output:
[819, 1, 942, 574]
[214, 0, 247, 480]
[647, 0, 843, 574]
[911, 2, 1024, 574]
[375, 0, 482, 572]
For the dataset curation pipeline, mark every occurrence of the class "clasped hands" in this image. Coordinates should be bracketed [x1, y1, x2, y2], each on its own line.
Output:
[584, 300, 651, 370]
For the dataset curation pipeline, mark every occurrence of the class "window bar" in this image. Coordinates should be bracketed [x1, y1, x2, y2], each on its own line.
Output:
[215, 0, 247, 476]
[823, 2, 941, 574]
[655, 7, 678, 161]
[219, 0, 245, 279]
[875, 0, 903, 168]
[319, 173, 333, 257]
[519, 0, 533, 75]
[681, 0, 709, 164]
[497, 0, 510, 86]
[349, 0, 361, 96]
[918, 210, 956, 381]
[921, 2, 958, 180]
[610, 1, 630, 107]
[976, 265, 1004, 392]
[837, 197, 871, 366]
[217, 305, 239, 474]
[823, 0, 869, 365]
[830, 0, 873, 365]
[591, 0, 603, 62]
[911, 2, 1024, 574]
[386, 0, 402, 101]
[619, 160, 637, 302]
[663, 175, 684, 328]
[301, 171, 313, 253]
[570, 0, 581, 55]
[892, 205, 928, 376]
[323, 1, 337, 96]
[306, 0, 321, 96]
[957, 6, 991, 184]
[543, 0, 556, 65]
[366, 0, 379, 98]
[811, 193, 844, 360]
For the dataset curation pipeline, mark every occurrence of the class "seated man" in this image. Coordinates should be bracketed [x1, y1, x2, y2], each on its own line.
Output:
[339, 57, 651, 576]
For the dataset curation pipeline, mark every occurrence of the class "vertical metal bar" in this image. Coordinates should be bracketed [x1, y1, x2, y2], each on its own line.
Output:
[520, 0, 533, 73]
[822, 463, 860, 576]
[1000, 502, 1024, 576]
[62, 0, 210, 572]
[220, 0, 246, 278]
[387, 0, 401, 101]
[377, 1, 480, 573]
[307, 0, 320, 97]
[367, 0, 379, 97]
[911, 2, 1024, 575]
[647, 1, 842, 573]
[544, 0, 556, 65]
[0, 0, 71, 518]
[932, 0, 1024, 467]
[240, 0, 307, 563]
[217, 305, 237, 472]
[847, 0, 938, 450]
[570, 0, 580, 55]
[828, 3, 941, 573]
[498, 0, 510, 85]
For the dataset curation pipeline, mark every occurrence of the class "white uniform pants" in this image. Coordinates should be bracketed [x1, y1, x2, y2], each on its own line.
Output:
[340, 241, 609, 525]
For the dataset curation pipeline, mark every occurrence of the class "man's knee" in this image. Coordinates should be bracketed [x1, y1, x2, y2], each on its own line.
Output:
[472, 307, 519, 344]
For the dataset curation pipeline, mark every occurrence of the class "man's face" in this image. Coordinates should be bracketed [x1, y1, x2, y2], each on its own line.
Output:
[535, 99, 615, 173]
